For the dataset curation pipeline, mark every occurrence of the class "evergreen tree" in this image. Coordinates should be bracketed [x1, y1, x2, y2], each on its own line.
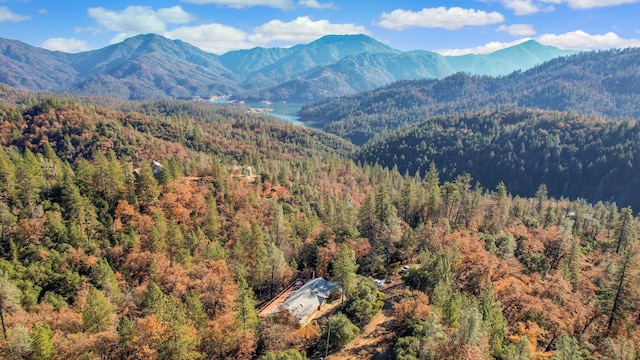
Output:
[423, 162, 441, 221]
[82, 286, 114, 333]
[322, 313, 360, 352]
[0, 271, 21, 340]
[332, 244, 358, 305]
[185, 290, 207, 329]
[554, 333, 588, 360]
[117, 315, 133, 345]
[235, 276, 259, 337]
[16, 148, 44, 217]
[31, 322, 54, 360]
[613, 207, 636, 254]
[204, 195, 221, 242]
[600, 247, 637, 334]
[135, 161, 160, 213]
[535, 184, 548, 217]
[91, 258, 122, 303]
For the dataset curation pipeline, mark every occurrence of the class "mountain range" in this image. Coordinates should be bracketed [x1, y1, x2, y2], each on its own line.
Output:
[299, 46, 640, 145]
[0, 33, 574, 102]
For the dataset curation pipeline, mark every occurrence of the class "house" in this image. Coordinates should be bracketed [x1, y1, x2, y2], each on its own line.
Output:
[151, 160, 164, 174]
[274, 277, 336, 325]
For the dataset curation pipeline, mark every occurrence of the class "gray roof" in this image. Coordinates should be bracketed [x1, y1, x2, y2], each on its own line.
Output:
[278, 277, 334, 324]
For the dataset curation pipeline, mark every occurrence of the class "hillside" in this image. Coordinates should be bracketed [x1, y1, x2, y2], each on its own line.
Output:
[0, 34, 573, 102]
[299, 46, 640, 145]
[252, 39, 574, 102]
[0, 87, 355, 162]
[0, 89, 639, 359]
[357, 109, 640, 210]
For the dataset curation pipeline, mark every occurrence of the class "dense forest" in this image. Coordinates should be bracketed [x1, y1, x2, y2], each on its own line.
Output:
[0, 87, 639, 359]
[357, 109, 640, 210]
[299, 47, 640, 145]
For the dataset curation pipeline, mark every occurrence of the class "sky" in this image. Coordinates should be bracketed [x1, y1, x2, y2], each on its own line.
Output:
[1, 0, 640, 55]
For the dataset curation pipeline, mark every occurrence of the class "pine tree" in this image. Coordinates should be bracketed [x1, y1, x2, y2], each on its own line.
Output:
[358, 192, 377, 242]
[82, 286, 114, 333]
[31, 322, 54, 360]
[91, 258, 122, 303]
[562, 237, 581, 285]
[534, 184, 548, 217]
[135, 161, 160, 213]
[16, 148, 45, 217]
[602, 247, 637, 334]
[235, 276, 259, 337]
[613, 206, 636, 254]
[332, 244, 358, 304]
[117, 315, 133, 345]
[0, 147, 16, 203]
[204, 195, 221, 242]
[423, 162, 441, 221]
[0, 271, 21, 340]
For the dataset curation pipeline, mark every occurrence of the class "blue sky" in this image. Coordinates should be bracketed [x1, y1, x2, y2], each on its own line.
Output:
[1, 0, 639, 55]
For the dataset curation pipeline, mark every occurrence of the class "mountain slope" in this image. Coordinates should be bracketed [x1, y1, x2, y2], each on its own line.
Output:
[357, 109, 640, 209]
[237, 34, 399, 90]
[0, 38, 76, 90]
[299, 46, 640, 144]
[249, 40, 574, 102]
[0, 34, 576, 101]
[444, 39, 575, 76]
[243, 51, 453, 102]
[70, 34, 241, 99]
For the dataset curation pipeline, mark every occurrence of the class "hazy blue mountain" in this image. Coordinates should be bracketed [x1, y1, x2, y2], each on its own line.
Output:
[219, 46, 298, 76]
[70, 34, 241, 99]
[237, 34, 400, 90]
[443, 39, 577, 76]
[0, 37, 76, 91]
[242, 51, 453, 102]
[299, 47, 640, 145]
[0, 33, 577, 101]
[0, 34, 241, 100]
[249, 40, 575, 102]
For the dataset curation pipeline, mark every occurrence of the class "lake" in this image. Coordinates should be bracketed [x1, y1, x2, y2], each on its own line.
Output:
[211, 98, 306, 126]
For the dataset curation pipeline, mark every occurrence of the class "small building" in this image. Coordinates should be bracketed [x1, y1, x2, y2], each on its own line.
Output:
[151, 160, 164, 174]
[275, 277, 335, 325]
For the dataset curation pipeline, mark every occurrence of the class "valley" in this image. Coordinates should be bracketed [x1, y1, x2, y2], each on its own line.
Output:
[0, 31, 639, 360]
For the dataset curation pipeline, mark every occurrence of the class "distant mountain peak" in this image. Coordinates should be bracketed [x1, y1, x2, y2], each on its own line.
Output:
[0, 33, 581, 101]
[307, 33, 397, 53]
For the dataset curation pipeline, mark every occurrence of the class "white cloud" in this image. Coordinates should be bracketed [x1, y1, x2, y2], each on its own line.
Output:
[377, 7, 505, 31]
[181, 0, 293, 8]
[500, 0, 554, 14]
[497, 24, 537, 36]
[250, 16, 370, 44]
[81, 4, 369, 53]
[41, 38, 91, 53]
[165, 23, 254, 53]
[153, 15, 369, 53]
[157, 6, 195, 24]
[437, 30, 640, 55]
[87, 5, 195, 38]
[297, 0, 335, 9]
[554, 0, 640, 8]
[536, 30, 640, 49]
[0, 6, 31, 22]
[437, 39, 531, 55]
[181, 0, 334, 8]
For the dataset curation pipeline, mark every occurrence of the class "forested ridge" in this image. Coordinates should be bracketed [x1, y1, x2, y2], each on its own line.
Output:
[0, 87, 639, 360]
[299, 47, 640, 145]
[358, 109, 640, 211]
